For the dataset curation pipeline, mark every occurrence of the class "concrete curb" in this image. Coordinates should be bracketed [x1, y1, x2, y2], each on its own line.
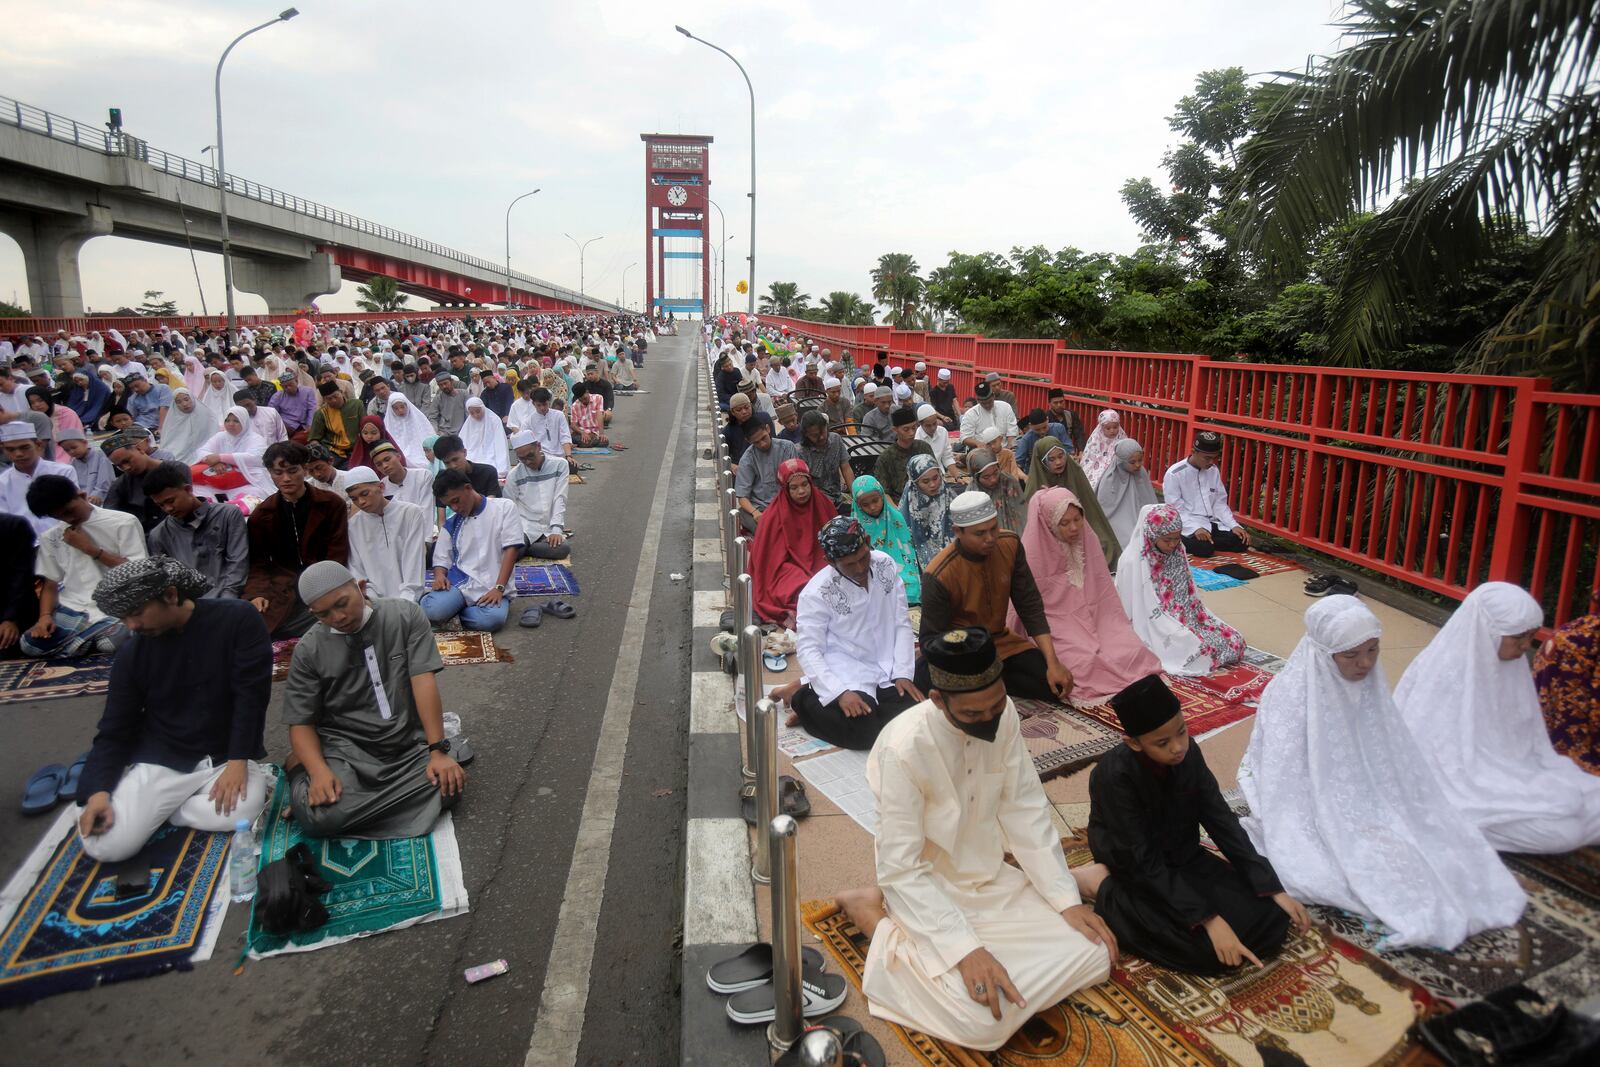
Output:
[680, 353, 768, 1064]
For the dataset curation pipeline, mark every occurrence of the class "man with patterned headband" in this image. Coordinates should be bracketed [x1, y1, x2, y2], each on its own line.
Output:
[835, 627, 1116, 1051]
[75, 556, 272, 862]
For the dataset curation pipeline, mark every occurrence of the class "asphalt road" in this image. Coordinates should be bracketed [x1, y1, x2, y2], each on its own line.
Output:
[0, 333, 699, 1066]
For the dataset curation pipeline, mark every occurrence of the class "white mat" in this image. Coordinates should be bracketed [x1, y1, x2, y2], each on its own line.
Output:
[793, 748, 878, 835]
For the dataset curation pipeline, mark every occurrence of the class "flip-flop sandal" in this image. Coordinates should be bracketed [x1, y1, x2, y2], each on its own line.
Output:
[780, 776, 811, 819]
[519, 605, 544, 628]
[451, 738, 475, 766]
[59, 751, 87, 803]
[611, 443, 628, 450]
[762, 651, 788, 672]
[725, 966, 849, 1024]
[545, 599, 577, 620]
[706, 942, 826, 994]
[22, 763, 66, 815]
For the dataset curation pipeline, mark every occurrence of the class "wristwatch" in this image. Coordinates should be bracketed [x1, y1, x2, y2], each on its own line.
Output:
[493, 582, 507, 594]
[427, 738, 451, 755]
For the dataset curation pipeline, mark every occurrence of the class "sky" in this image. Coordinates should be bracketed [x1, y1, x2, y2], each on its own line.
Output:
[0, 0, 1348, 317]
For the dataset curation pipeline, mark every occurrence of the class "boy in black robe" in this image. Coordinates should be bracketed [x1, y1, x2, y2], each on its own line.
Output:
[1078, 674, 1311, 973]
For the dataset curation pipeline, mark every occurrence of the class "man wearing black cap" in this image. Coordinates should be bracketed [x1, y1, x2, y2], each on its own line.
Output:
[1080, 674, 1309, 973]
[835, 627, 1115, 1051]
[1012, 408, 1064, 475]
[958, 380, 1018, 451]
[308, 380, 365, 462]
[1162, 431, 1251, 558]
[873, 407, 934, 502]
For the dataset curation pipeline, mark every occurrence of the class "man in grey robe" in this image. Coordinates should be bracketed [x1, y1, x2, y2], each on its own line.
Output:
[282, 561, 465, 840]
[143, 461, 249, 598]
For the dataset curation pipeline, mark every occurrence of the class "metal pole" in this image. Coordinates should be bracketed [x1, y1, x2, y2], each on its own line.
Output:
[739, 617, 760, 781]
[676, 28, 755, 316]
[563, 234, 604, 307]
[505, 188, 540, 307]
[751, 697, 778, 885]
[709, 199, 727, 316]
[621, 262, 636, 311]
[215, 8, 299, 348]
[767, 811, 803, 1051]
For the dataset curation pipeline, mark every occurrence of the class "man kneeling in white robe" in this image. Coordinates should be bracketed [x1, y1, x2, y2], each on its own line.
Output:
[837, 626, 1115, 1051]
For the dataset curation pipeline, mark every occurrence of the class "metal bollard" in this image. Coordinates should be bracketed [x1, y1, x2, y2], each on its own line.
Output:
[734, 536, 751, 587]
[724, 509, 741, 586]
[768, 812, 804, 1052]
[739, 622, 762, 781]
[795, 1030, 843, 1066]
[751, 697, 778, 885]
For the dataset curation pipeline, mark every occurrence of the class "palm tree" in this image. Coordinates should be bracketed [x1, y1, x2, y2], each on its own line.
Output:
[355, 275, 409, 313]
[1233, 0, 1600, 388]
[811, 291, 876, 326]
[871, 252, 924, 328]
[758, 281, 812, 317]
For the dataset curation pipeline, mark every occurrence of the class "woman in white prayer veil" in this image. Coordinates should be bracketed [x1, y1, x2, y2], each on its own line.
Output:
[159, 388, 219, 463]
[1395, 582, 1600, 853]
[193, 405, 274, 498]
[383, 393, 435, 467]
[460, 396, 508, 476]
[196, 367, 233, 425]
[1239, 596, 1526, 949]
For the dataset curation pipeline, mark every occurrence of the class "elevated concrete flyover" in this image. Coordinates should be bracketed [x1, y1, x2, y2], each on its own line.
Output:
[0, 95, 617, 315]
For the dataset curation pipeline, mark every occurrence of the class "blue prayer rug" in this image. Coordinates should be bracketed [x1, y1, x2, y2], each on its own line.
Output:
[0, 656, 116, 705]
[512, 563, 580, 597]
[1189, 565, 1245, 591]
[0, 819, 229, 1006]
[571, 446, 613, 456]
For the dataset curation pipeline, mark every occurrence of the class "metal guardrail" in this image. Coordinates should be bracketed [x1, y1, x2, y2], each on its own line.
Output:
[0, 94, 609, 310]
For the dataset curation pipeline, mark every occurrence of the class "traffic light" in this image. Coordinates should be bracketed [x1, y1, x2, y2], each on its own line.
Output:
[107, 108, 122, 131]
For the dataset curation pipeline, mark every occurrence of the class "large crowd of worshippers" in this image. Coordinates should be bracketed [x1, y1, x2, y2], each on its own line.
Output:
[2, 311, 653, 855]
[704, 317, 1600, 1051]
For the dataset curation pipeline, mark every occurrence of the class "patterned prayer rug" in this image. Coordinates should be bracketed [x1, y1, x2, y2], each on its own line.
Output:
[1190, 664, 1274, 707]
[1189, 550, 1303, 577]
[1504, 847, 1600, 910]
[1014, 699, 1121, 781]
[1073, 671, 1261, 737]
[571, 446, 613, 455]
[0, 815, 229, 1006]
[272, 631, 511, 681]
[1190, 565, 1246, 591]
[246, 770, 468, 957]
[0, 655, 115, 705]
[802, 895, 1438, 1067]
[512, 562, 580, 597]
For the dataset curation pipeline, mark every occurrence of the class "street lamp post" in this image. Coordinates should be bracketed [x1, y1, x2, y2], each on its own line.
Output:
[214, 7, 299, 347]
[621, 262, 638, 310]
[505, 188, 541, 309]
[563, 233, 604, 305]
[676, 26, 755, 316]
[709, 198, 729, 319]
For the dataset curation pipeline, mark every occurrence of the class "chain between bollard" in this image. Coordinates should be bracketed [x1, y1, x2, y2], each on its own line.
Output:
[768, 811, 804, 1052]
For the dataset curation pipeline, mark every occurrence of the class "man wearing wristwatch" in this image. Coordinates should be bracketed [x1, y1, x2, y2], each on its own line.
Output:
[421, 467, 523, 632]
[283, 561, 465, 839]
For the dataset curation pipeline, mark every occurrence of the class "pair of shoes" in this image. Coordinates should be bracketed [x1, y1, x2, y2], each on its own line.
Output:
[21, 751, 86, 815]
[706, 943, 848, 1025]
[775, 1016, 888, 1067]
[740, 776, 811, 825]
[1304, 573, 1359, 597]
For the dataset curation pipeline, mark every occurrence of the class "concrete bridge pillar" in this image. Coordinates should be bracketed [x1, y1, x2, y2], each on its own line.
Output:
[0, 205, 113, 316]
[233, 250, 341, 314]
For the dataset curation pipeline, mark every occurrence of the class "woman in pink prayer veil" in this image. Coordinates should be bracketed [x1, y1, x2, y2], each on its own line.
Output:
[1007, 486, 1162, 703]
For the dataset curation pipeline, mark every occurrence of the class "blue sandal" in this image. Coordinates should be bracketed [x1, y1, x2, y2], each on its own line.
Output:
[22, 764, 66, 815]
[59, 752, 87, 803]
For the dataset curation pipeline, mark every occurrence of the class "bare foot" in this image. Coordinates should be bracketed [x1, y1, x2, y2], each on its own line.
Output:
[785, 711, 800, 727]
[835, 886, 888, 939]
[1072, 862, 1110, 901]
[769, 678, 804, 704]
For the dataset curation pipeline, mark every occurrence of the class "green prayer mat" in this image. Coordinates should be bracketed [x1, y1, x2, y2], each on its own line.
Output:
[246, 769, 466, 957]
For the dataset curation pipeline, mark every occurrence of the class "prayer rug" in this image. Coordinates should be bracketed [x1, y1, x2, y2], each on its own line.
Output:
[802, 894, 1438, 1067]
[572, 446, 613, 455]
[1190, 550, 1303, 577]
[0, 655, 115, 705]
[512, 562, 580, 597]
[568, 473, 585, 485]
[1189, 663, 1274, 707]
[1504, 847, 1600, 911]
[1072, 672, 1258, 737]
[246, 770, 468, 957]
[1189, 565, 1245, 591]
[1014, 699, 1120, 781]
[0, 810, 229, 1006]
[272, 631, 511, 681]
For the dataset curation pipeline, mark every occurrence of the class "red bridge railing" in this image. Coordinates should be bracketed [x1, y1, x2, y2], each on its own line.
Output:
[759, 314, 1600, 626]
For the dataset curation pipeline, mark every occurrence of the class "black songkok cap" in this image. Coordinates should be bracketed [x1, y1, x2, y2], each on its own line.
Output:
[1110, 674, 1182, 736]
[1023, 407, 1047, 427]
[1194, 430, 1223, 455]
[890, 406, 918, 427]
[973, 381, 992, 399]
[924, 628, 1004, 694]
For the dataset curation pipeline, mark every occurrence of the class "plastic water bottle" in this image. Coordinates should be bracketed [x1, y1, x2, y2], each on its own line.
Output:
[442, 711, 462, 739]
[230, 818, 258, 903]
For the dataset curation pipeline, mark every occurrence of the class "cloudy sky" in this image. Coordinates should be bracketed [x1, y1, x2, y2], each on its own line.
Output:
[1, 0, 1346, 317]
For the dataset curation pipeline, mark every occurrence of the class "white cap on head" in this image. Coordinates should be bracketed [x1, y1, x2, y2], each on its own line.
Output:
[862, 382, 878, 396]
[343, 465, 380, 488]
[509, 429, 537, 449]
[938, 368, 951, 380]
[889, 366, 903, 376]
[915, 362, 926, 371]
[916, 404, 936, 421]
[979, 426, 1003, 445]
[894, 383, 912, 400]
[0, 421, 39, 442]
[950, 490, 999, 528]
[823, 377, 841, 389]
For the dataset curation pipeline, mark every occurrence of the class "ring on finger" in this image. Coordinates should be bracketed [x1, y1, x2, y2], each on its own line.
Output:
[973, 983, 986, 995]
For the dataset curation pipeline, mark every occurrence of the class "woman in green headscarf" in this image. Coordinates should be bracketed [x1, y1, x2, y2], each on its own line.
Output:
[1021, 435, 1121, 564]
[851, 474, 921, 604]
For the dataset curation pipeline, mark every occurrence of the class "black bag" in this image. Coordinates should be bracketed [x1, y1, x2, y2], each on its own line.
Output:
[1413, 984, 1600, 1066]
[255, 843, 332, 936]
[1213, 563, 1259, 581]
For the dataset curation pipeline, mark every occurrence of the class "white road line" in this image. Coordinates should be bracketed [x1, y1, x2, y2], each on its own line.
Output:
[683, 819, 758, 946]
[690, 671, 737, 734]
[692, 589, 727, 627]
[522, 354, 689, 1067]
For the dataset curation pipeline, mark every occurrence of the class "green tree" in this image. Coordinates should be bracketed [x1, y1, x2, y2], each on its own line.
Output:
[758, 281, 811, 317]
[0, 299, 28, 318]
[1233, 0, 1600, 389]
[870, 253, 925, 327]
[811, 291, 875, 326]
[355, 275, 409, 313]
[136, 290, 179, 317]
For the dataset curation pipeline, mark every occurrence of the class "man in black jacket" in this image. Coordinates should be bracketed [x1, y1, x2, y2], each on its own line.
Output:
[432, 433, 502, 500]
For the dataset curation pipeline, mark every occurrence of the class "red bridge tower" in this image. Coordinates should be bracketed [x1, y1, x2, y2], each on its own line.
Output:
[641, 133, 712, 319]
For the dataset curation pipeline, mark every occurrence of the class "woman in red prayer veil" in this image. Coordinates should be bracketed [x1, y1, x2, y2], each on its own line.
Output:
[749, 458, 835, 628]
[346, 414, 400, 471]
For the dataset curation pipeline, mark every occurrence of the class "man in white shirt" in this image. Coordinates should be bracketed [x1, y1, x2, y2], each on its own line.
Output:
[914, 404, 960, 480]
[958, 381, 1019, 450]
[783, 518, 920, 750]
[834, 627, 1116, 1051]
[764, 355, 793, 402]
[234, 388, 287, 444]
[511, 386, 573, 461]
[1161, 431, 1250, 557]
[422, 467, 521, 632]
[370, 443, 436, 512]
[344, 466, 429, 602]
[504, 431, 570, 560]
[1, 421, 78, 537]
[21, 474, 147, 657]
